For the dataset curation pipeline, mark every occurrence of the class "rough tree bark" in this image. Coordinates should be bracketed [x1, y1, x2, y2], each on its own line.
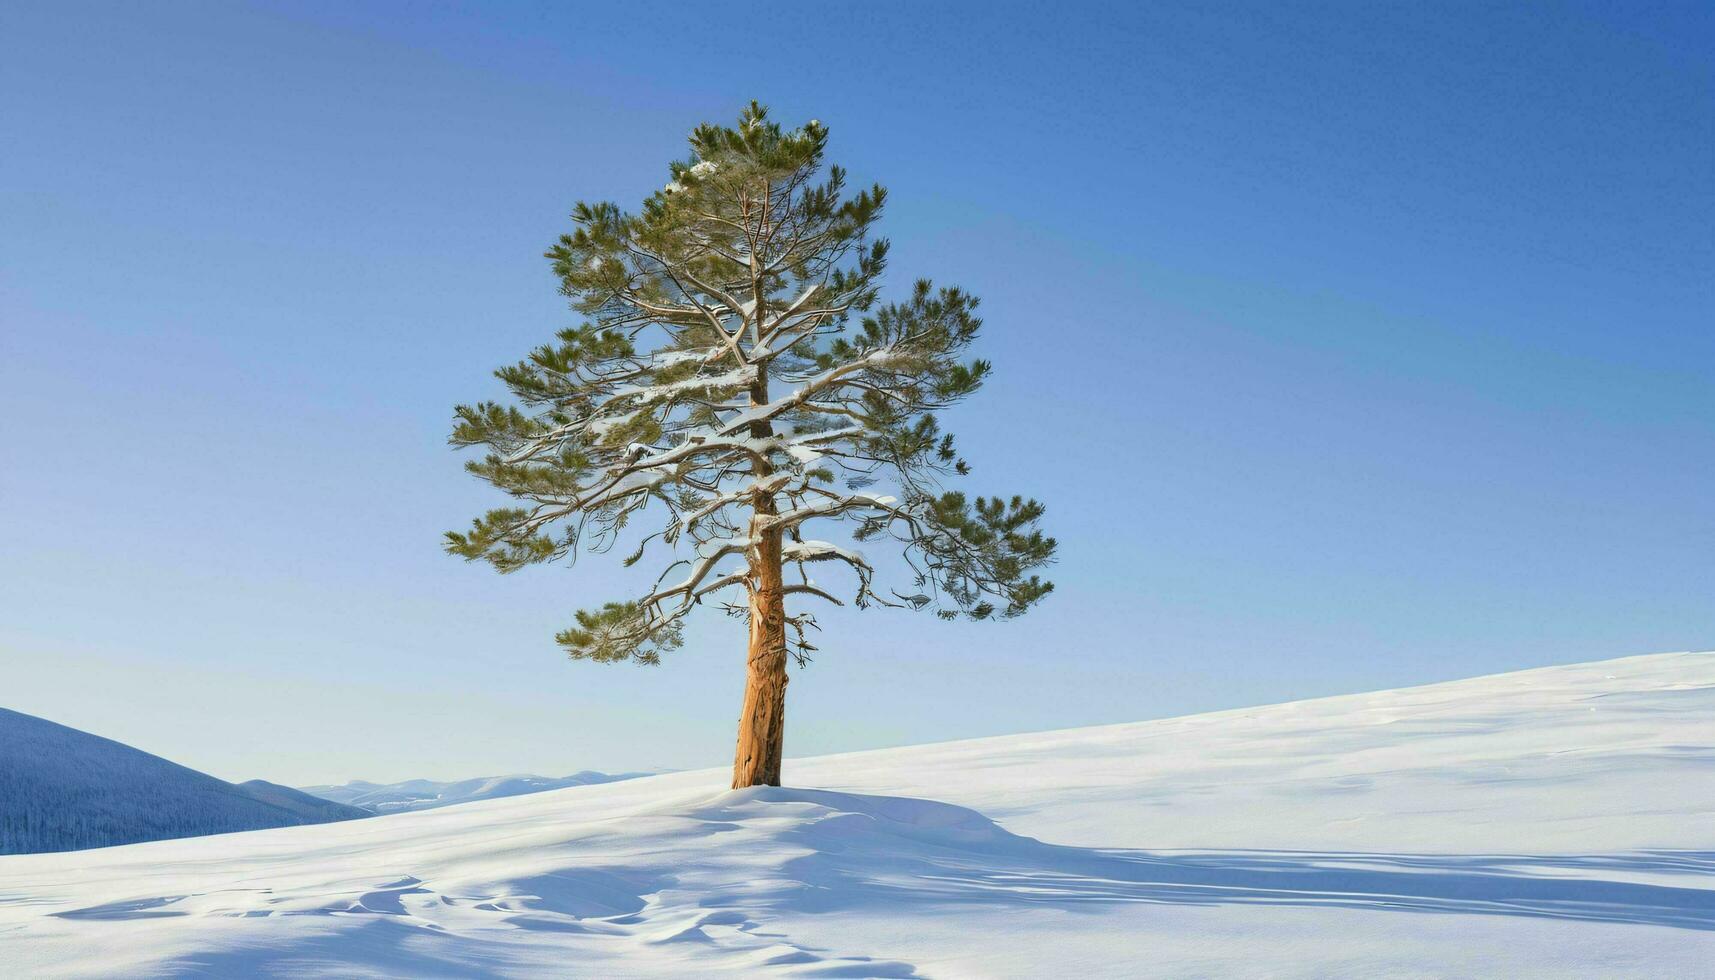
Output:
[732, 512, 789, 787]
[733, 360, 789, 789]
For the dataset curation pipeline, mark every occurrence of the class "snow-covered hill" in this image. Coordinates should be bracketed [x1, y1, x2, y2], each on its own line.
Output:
[301, 771, 649, 814]
[1, 652, 1711, 977]
[235, 780, 377, 823]
[0, 708, 367, 855]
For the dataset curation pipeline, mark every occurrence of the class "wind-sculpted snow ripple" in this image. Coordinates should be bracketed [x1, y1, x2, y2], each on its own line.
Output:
[4, 786, 1712, 977]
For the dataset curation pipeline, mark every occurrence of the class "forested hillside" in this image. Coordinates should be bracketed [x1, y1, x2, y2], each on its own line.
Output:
[0, 708, 366, 855]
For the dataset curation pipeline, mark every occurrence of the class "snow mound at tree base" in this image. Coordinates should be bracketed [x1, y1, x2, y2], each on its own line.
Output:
[3, 651, 1713, 977]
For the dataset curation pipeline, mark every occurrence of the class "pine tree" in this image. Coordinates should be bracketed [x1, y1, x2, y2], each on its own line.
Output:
[448, 102, 1056, 788]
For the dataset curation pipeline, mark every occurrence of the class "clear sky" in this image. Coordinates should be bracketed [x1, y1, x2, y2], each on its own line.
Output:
[2, 1, 1710, 786]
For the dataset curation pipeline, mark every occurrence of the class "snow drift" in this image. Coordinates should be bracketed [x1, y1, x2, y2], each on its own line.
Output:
[1, 652, 1710, 977]
[0, 708, 367, 855]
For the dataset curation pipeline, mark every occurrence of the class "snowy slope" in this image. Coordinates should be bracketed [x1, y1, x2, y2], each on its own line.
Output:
[0, 709, 367, 855]
[0, 652, 1710, 978]
[301, 772, 650, 814]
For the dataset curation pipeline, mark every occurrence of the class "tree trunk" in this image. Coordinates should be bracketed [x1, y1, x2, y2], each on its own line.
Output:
[732, 525, 789, 788]
[732, 253, 787, 790]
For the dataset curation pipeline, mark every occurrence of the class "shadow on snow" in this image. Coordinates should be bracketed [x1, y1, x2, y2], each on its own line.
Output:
[42, 787, 1714, 977]
[719, 788, 1715, 932]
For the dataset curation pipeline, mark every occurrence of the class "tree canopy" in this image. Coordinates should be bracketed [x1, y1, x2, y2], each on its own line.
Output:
[448, 102, 1056, 672]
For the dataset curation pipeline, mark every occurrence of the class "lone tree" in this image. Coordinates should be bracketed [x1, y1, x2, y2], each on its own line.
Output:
[448, 103, 1056, 788]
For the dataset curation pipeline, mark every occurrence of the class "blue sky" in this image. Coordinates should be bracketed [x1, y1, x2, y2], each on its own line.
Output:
[2, 1, 1710, 785]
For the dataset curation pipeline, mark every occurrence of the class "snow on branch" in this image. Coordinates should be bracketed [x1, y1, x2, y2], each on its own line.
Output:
[450, 104, 1055, 666]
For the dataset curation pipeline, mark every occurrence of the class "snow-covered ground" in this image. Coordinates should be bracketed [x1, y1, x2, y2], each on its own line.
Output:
[2, 652, 1710, 977]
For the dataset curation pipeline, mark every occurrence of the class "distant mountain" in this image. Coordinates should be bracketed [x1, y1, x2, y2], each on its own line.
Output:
[302, 771, 651, 814]
[0, 708, 367, 855]
[235, 780, 372, 823]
